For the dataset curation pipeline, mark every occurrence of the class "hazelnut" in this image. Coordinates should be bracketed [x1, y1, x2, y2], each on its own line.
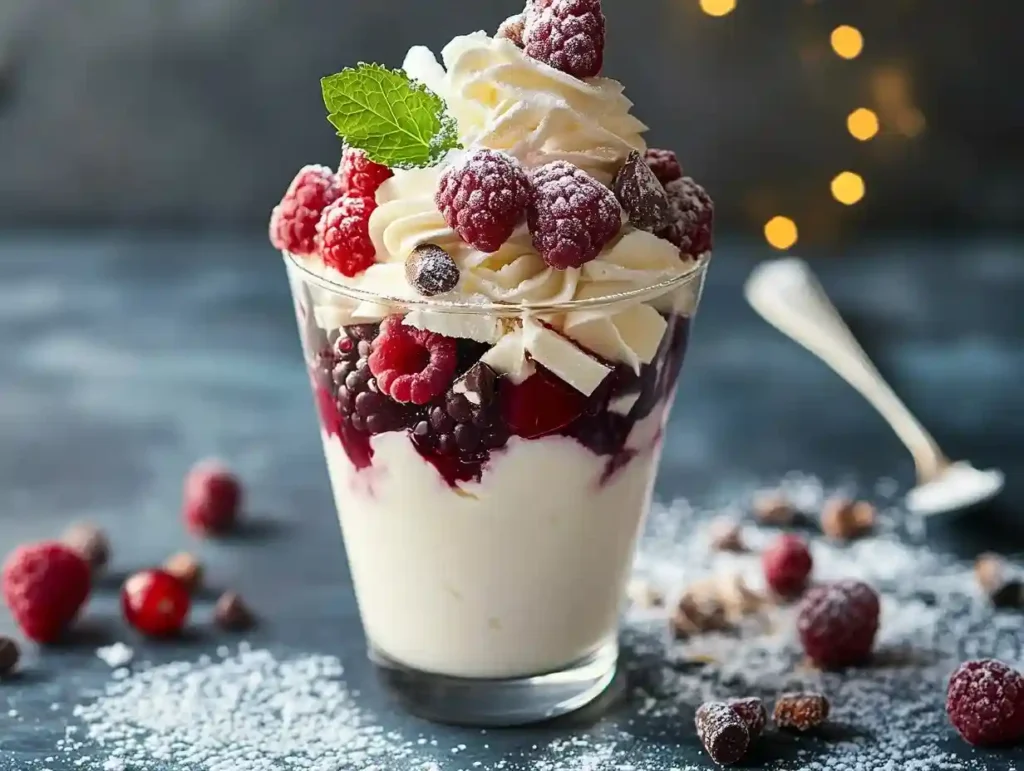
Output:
[709, 518, 746, 552]
[753, 492, 795, 526]
[975, 552, 1006, 595]
[820, 497, 875, 540]
[61, 522, 110, 572]
[163, 552, 203, 594]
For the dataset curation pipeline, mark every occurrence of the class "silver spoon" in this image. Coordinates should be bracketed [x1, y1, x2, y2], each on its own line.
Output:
[744, 257, 1004, 517]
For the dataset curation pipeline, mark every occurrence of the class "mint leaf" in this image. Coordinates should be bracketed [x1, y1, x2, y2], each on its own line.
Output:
[321, 63, 461, 169]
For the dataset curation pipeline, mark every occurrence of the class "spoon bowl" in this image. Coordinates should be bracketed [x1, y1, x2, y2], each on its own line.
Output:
[905, 462, 1005, 518]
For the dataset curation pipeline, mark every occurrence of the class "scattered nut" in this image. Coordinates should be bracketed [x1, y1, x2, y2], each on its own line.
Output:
[774, 691, 830, 731]
[719, 574, 766, 621]
[729, 697, 768, 740]
[163, 552, 204, 594]
[695, 701, 750, 765]
[61, 522, 110, 573]
[214, 591, 256, 631]
[753, 492, 795, 526]
[975, 553, 1007, 595]
[710, 518, 746, 553]
[821, 497, 876, 541]
[671, 590, 729, 638]
[0, 636, 19, 677]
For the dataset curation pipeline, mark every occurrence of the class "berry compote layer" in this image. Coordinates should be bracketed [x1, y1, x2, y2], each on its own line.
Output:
[273, 2, 714, 681]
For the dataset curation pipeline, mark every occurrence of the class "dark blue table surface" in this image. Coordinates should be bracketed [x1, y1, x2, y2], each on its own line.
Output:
[0, 233, 1022, 769]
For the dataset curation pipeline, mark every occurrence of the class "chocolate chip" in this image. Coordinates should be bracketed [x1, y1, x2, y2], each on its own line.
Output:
[405, 244, 460, 297]
[215, 591, 256, 631]
[497, 14, 525, 47]
[773, 691, 830, 731]
[729, 697, 767, 740]
[454, 362, 498, 407]
[163, 552, 203, 594]
[0, 636, 19, 677]
[613, 150, 669, 232]
[61, 522, 110, 572]
[695, 701, 750, 765]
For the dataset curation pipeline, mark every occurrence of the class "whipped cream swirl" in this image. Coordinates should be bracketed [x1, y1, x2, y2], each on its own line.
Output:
[304, 33, 701, 392]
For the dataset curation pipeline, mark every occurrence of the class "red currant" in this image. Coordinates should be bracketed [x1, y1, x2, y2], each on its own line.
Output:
[183, 460, 242, 536]
[121, 569, 191, 637]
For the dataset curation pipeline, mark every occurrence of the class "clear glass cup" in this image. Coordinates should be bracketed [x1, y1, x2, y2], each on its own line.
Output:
[284, 252, 709, 726]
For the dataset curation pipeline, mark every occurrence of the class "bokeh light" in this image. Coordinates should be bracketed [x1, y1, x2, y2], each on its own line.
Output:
[764, 217, 799, 250]
[847, 108, 880, 141]
[831, 172, 866, 205]
[699, 0, 737, 18]
[830, 26, 864, 60]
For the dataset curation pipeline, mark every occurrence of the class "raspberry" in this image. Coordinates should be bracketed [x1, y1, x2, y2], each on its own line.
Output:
[657, 177, 714, 257]
[729, 697, 767, 740]
[369, 316, 459, 405]
[269, 165, 343, 255]
[329, 324, 413, 434]
[339, 146, 393, 197]
[644, 148, 683, 185]
[2, 542, 91, 643]
[523, 0, 606, 79]
[121, 569, 190, 637]
[183, 460, 242, 536]
[797, 579, 880, 669]
[413, 363, 509, 457]
[762, 533, 812, 598]
[316, 195, 377, 277]
[695, 702, 750, 765]
[500, 365, 587, 439]
[436, 150, 532, 253]
[528, 161, 622, 269]
[947, 659, 1024, 746]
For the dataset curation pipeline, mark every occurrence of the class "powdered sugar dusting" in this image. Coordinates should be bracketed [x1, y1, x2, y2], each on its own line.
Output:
[29, 475, 1024, 770]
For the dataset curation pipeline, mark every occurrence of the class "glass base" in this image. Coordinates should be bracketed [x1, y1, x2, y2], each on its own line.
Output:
[369, 639, 619, 727]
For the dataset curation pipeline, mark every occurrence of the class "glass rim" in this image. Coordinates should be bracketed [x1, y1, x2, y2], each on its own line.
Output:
[283, 251, 710, 316]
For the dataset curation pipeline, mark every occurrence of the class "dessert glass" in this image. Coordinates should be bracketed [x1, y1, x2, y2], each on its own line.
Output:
[284, 251, 709, 726]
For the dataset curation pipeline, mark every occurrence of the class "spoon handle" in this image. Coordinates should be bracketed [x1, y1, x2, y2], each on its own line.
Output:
[744, 258, 948, 481]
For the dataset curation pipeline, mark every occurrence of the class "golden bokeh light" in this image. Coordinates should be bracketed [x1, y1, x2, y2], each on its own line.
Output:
[764, 217, 799, 250]
[847, 108, 879, 141]
[699, 0, 737, 18]
[831, 172, 866, 205]
[830, 25, 864, 59]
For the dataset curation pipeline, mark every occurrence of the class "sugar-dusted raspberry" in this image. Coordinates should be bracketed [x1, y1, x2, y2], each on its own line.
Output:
[183, 460, 243, 536]
[528, 161, 622, 269]
[729, 697, 768, 740]
[436, 149, 532, 253]
[613, 150, 669, 232]
[762, 533, 812, 598]
[524, 0, 606, 79]
[329, 324, 413, 435]
[269, 165, 343, 255]
[947, 659, 1024, 746]
[339, 146, 393, 198]
[695, 702, 750, 765]
[797, 579, 880, 669]
[644, 148, 683, 185]
[773, 692, 830, 732]
[3, 542, 91, 643]
[657, 177, 714, 257]
[369, 316, 459, 405]
[413, 363, 509, 457]
[316, 195, 377, 277]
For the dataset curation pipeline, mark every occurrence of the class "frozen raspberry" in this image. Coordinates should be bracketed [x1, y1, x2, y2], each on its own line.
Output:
[121, 569, 190, 637]
[947, 659, 1024, 746]
[436, 150, 532, 253]
[414, 363, 509, 457]
[762, 533, 812, 598]
[695, 701, 750, 765]
[269, 165, 343, 255]
[497, 14, 525, 47]
[500, 365, 587, 439]
[729, 697, 767, 740]
[338, 146, 393, 197]
[658, 177, 714, 257]
[369, 316, 459, 405]
[328, 324, 414, 434]
[183, 459, 242, 536]
[2, 542, 91, 643]
[644, 148, 683, 185]
[316, 195, 377, 277]
[797, 579, 880, 669]
[613, 150, 669, 232]
[528, 161, 622, 269]
[524, 0, 606, 79]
